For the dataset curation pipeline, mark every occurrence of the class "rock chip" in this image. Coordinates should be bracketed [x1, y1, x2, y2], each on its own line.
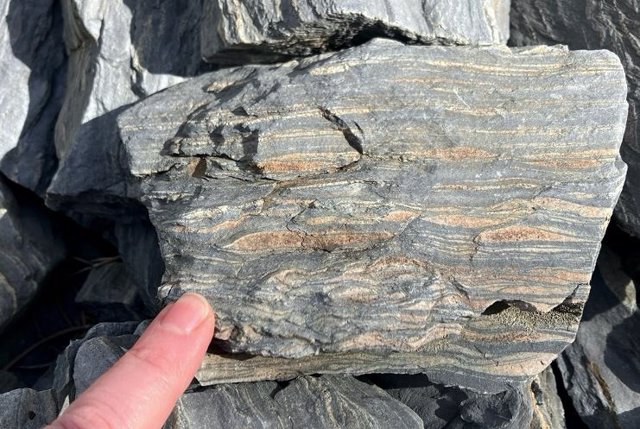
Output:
[370, 374, 533, 428]
[169, 375, 423, 428]
[120, 39, 627, 391]
[555, 245, 640, 428]
[0, 0, 66, 195]
[0, 177, 66, 331]
[0, 388, 58, 429]
[202, 0, 510, 64]
[529, 366, 566, 429]
[510, 0, 640, 237]
[46, 0, 211, 215]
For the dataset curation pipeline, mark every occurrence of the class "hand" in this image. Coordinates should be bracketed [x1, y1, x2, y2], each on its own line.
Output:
[47, 293, 215, 429]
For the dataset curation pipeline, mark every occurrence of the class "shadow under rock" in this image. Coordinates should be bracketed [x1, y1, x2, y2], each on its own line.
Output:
[1, 0, 66, 195]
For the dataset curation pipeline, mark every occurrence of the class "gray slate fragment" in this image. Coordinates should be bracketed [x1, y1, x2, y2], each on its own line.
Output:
[529, 366, 566, 429]
[0, 388, 58, 429]
[0, 177, 66, 331]
[46, 0, 211, 214]
[373, 374, 533, 428]
[75, 261, 144, 321]
[0, 0, 66, 195]
[169, 376, 422, 429]
[202, 0, 510, 64]
[556, 246, 640, 429]
[121, 39, 627, 390]
[510, 0, 640, 237]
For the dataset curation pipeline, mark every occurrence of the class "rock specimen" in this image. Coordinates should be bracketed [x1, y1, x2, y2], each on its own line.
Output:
[0, 0, 66, 195]
[120, 39, 628, 391]
[201, 0, 510, 64]
[0, 177, 66, 331]
[555, 245, 640, 428]
[510, 0, 640, 237]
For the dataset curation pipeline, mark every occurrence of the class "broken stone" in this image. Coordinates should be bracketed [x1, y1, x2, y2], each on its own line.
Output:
[529, 366, 566, 429]
[510, 0, 640, 237]
[369, 374, 534, 428]
[0, 0, 66, 195]
[555, 245, 640, 428]
[201, 0, 510, 64]
[75, 261, 145, 322]
[46, 0, 212, 215]
[168, 376, 423, 429]
[0, 388, 58, 429]
[120, 39, 627, 391]
[0, 177, 66, 331]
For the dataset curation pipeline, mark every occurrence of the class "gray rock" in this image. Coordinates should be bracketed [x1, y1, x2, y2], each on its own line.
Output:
[0, 177, 66, 331]
[52, 321, 139, 402]
[121, 39, 627, 391]
[556, 245, 640, 428]
[75, 261, 145, 321]
[0, 388, 58, 429]
[46, 0, 211, 215]
[529, 366, 566, 429]
[371, 374, 533, 428]
[510, 0, 640, 237]
[201, 0, 510, 64]
[168, 375, 422, 429]
[0, 0, 66, 195]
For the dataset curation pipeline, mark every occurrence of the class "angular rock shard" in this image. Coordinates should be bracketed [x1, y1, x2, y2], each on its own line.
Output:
[0, 0, 66, 195]
[556, 244, 640, 429]
[510, 0, 640, 237]
[371, 374, 534, 428]
[120, 39, 628, 391]
[170, 376, 423, 429]
[202, 0, 510, 64]
[0, 177, 66, 331]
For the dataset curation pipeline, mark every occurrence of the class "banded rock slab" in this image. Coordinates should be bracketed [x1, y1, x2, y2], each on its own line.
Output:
[121, 39, 627, 391]
[510, 0, 640, 237]
[202, 0, 510, 64]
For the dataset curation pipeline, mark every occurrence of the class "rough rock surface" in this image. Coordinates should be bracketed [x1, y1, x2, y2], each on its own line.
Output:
[0, 388, 58, 429]
[529, 366, 566, 429]
[169, 376, 423, 429]
[121, 40, 627, 390]
[370, 374, 533, 428]
[510, 0, 640, 237]
[0, 0, 66, 195]
[556, 245, 640, 428]
[0, 177, 66, 331]
[45, 0, 211, 215]
[202, 0, 510, 64]
[75, 262, 144, 321]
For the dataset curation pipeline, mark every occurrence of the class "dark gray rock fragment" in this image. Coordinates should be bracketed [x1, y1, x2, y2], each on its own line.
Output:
[555, 245, 640, 429]
[121, 39, 627, 390]
[0, 0, 66, 195]
[168, 375, 422, 429]
[371, 374, 533, 429]
[202, 0, 510, 64]
[75, 261, 145, 321]
[46, 0, 211, 216]
[0, 177, 66, 331]
[510, 0, 640, 237]
[529, 366, 566, 429]
[0, 388, 58, 429]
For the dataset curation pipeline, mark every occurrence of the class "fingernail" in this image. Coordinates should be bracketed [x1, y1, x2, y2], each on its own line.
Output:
[160, 293, 211, 334]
